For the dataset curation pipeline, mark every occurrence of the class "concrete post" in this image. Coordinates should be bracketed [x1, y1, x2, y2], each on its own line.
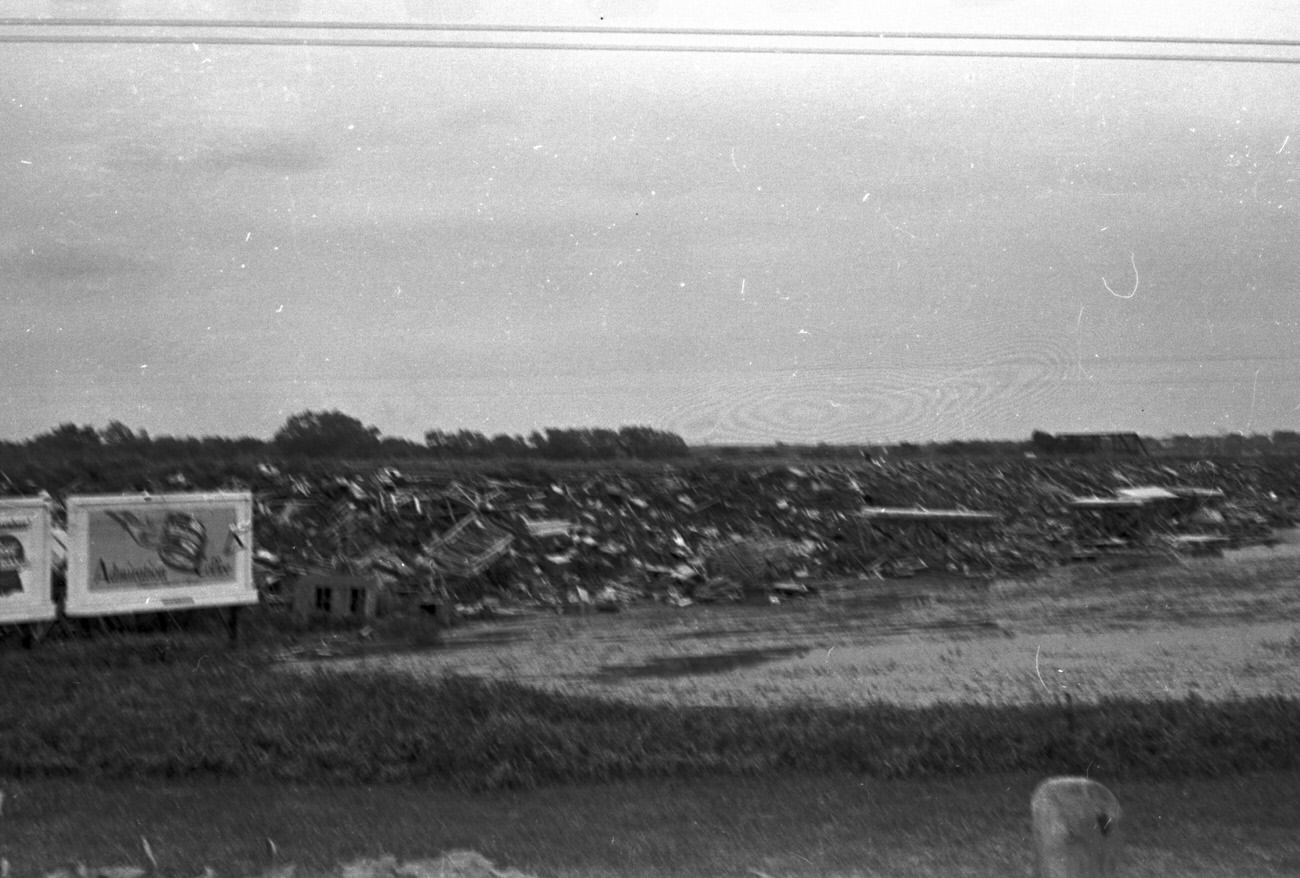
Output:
[1031, 777, 1122, 878]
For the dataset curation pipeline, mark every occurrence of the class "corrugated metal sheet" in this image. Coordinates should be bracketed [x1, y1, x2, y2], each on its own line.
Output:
[858, 507, 998, 523]
[523, 518, 576, 539]
[1116, 486, 1178, 502]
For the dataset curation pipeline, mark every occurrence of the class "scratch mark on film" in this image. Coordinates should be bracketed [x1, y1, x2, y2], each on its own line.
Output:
[1035, 644, 1049, 693]
[1102, 251, 1139, 299]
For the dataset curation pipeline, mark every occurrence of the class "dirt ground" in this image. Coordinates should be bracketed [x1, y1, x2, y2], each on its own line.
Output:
[306, 533, 1300, 708]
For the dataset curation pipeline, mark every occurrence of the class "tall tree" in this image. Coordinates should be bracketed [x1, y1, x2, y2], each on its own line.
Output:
[100, 420, 148, 447]
[31, 423, 102, 451]
[273, 410, 381, 456]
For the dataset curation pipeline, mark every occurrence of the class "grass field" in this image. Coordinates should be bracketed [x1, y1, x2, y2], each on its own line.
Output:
[4, 772, 1300, 878]
[3, 540, 1299, 876]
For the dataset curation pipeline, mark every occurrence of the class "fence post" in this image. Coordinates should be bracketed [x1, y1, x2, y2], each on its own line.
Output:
[1031, 776, 1122, 878]
[225, 605, 241, 645]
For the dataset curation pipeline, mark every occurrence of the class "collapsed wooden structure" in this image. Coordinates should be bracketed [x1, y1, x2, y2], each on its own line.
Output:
[1069, 486, 1229, 557]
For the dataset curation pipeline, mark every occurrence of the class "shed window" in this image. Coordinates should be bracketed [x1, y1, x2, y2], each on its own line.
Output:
[315, 587, 332, 612]
[349, 588, 364, 615]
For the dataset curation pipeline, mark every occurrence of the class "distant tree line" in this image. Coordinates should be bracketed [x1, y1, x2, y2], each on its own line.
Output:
[704, 430, 1300, 464]
[6, 416, 1300, 497]
[0, 411, 690, 467]
[423, 425, 687, 460]
[1030, 429, 1300, 458]
[268, 411, 688, 460]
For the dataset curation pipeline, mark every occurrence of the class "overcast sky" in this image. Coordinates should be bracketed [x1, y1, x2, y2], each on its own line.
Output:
[3, 1, 1299, 444]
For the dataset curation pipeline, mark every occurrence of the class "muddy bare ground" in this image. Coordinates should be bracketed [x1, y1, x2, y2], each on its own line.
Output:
[300, 534, 1300, 708]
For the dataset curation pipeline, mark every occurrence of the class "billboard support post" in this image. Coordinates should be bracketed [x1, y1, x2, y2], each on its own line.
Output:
[225, 605, 241, 645]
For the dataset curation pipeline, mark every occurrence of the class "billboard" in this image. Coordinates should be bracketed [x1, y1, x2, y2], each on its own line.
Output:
[0, 498, 56, 624]
[65, 492, 255, 617]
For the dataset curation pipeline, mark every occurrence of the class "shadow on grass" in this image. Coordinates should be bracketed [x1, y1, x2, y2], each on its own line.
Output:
[593, 646, 811, 680]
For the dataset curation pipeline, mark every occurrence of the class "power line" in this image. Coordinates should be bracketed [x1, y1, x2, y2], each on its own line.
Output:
[1, 18, 1298, 47]
[0, 19, 1298, 61]
[1, 32, 1299, 63]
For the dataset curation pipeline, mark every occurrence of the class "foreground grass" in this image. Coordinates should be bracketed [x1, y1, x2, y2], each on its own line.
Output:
[2, 772, 1298, 877]
[2, 633, 1299, 789]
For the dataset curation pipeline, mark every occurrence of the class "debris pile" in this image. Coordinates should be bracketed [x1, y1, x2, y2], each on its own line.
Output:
[242, 455, 1300, 610]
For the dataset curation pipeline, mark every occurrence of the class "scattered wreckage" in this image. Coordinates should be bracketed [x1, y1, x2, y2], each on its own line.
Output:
[245, 456, 1298, 621]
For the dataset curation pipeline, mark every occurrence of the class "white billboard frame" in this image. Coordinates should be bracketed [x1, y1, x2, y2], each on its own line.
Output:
[0, 497, 56, 625]
[65, 491, 256, 618]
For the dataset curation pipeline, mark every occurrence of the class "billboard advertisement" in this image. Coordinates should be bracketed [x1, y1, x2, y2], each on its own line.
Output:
[65, 492, 255, 617]
[0, 498, 56, 624]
